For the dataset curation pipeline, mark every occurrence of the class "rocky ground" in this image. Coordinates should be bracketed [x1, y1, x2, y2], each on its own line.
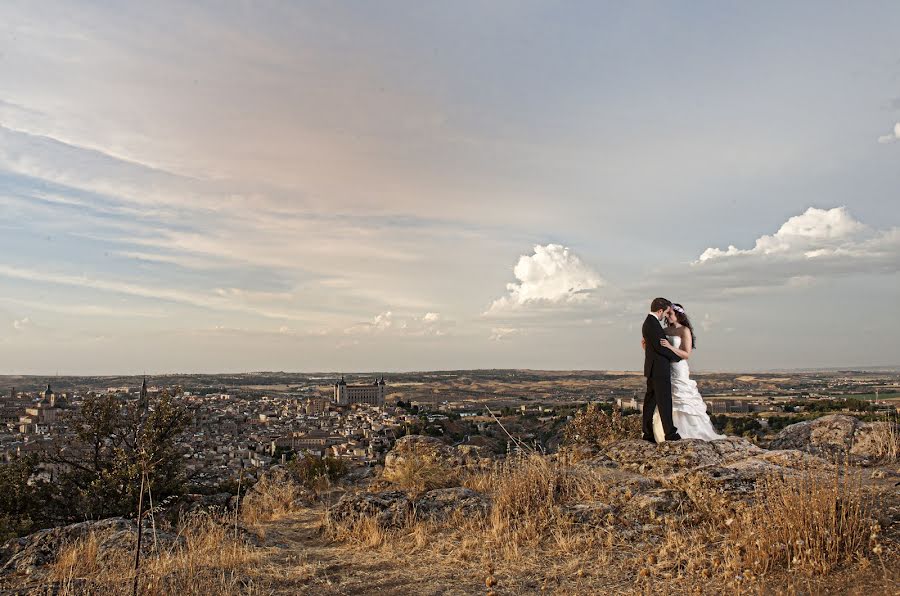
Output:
[1, 415, 898, 595]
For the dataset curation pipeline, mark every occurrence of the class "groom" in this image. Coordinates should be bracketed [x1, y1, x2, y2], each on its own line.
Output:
[641, 297, 682, 443]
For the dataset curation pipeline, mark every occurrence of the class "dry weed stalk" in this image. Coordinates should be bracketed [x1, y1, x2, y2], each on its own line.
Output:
[728, 468, 877, 575]
[868, 414, 899, 463]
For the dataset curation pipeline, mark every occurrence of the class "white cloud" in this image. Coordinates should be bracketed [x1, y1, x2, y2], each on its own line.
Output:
[487, 244, 603, 314]
[697, 207, 866, 262]
[12, 317, 31, 330]
[692, 207, 900, 290]
[877, 122, 900, 144]
[489, 327, 520, 341]
[343, 311, 449, 337]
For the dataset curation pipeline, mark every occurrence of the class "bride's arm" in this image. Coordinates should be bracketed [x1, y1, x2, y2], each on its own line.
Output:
[660, 329, 692, 360]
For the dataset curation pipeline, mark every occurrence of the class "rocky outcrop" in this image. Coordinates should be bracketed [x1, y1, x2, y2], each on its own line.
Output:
[328, 490, 413, 527]
[413, 487, 490, 520]
[383, 436, 459, 479]
[329, 487, 491, 527]
[581, 436, 830, 502]
[382, 435, 493, 483]
[769, 414, 898, 462]
[0, 518, 181, 579]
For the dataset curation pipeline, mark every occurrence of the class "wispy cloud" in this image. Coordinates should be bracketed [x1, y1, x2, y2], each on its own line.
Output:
[0, 264, 314, 321]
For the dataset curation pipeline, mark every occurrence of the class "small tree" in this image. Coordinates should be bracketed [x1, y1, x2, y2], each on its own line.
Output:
[49, 391, 189, 522]
[0, 457, 53, 539]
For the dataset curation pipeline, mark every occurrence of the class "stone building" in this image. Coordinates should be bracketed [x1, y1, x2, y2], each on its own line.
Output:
[333, 376, 386, 407]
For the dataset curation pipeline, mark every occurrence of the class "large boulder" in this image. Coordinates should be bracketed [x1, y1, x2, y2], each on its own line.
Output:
[329, 487, 491, 527]
[769, 414, 898, 462]
[328, 490, 412, 527]
[0, 518, 180, 579]
[590, 437, 829, 498]
[413, 487, 490, 520]
[383, 436, 460, 479]
[601, 437, 764, 480]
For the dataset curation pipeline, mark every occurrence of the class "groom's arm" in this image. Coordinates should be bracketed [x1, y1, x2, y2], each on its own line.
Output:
[643, 319, 681, 362]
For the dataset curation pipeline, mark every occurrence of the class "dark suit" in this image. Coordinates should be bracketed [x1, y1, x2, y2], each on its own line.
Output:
[642, 314, 682, 441]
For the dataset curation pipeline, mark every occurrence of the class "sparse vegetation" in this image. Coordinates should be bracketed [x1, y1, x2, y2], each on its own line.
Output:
[563, 402, 642, 450]
[381, 444, 459, 494]
[284, 454, 348, 490]
[49, 514, 262, 595]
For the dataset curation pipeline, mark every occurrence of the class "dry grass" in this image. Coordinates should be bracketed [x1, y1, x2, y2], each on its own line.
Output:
[867, 414, 900, 463]
[48, 514, 264, 595]
[327, 452, 889, 593]
[381, 444, 459, 495]
[564, 403, 642, 451]
[724, 469, 878, 575]
[240, 472, 306, 526]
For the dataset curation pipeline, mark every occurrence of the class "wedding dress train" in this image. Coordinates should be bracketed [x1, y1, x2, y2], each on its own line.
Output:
[652, 334, 726, 442]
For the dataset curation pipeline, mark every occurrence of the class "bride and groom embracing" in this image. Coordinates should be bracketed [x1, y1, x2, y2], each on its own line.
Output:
[641, 297, 725, 444]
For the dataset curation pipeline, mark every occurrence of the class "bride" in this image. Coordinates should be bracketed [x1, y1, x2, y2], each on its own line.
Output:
[650, 303, 725, 442]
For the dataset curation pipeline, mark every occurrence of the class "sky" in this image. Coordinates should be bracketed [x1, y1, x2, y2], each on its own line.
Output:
[1, 1, 899, 374]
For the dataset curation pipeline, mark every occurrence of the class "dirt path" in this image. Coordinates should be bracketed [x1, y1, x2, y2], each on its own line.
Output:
[251, 508, 484, 595]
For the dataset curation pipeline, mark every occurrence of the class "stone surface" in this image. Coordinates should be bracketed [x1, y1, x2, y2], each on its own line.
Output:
[769, 414, 898, 462]
[0, 518, 180, 578]
[383, 436, 460, 480]
[413, 487, 490, 520]
[328, 490, 412, 527]
[602, 437, 765, 481]
[330, 487, 490, 526]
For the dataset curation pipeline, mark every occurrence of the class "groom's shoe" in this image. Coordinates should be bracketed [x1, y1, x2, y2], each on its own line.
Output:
[664, 433, 682, 442]
[641, 435, 657, 444]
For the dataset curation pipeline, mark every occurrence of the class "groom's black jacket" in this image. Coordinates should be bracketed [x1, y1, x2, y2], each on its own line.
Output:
[642, 314, 682, 378]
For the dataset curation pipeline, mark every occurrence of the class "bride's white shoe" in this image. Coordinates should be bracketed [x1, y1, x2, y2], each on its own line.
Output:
[652, 334, 726, 443]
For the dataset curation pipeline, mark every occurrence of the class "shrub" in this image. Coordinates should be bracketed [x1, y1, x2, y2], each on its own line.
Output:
[285, 454, 348, 489]
[563, 403, 641, 449]
[382, 445, 458, 495]
[240, 472, 306, 526]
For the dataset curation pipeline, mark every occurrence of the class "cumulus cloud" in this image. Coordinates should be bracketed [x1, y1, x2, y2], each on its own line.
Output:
[692, 207, 900, 290]
[878, 122, 900, 144]
[487, 244, 603, 314]
[697, 207, 866, 262]
[12, 317, 31, 330]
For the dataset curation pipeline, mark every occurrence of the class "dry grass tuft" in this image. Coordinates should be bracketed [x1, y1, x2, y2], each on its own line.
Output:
[382, 444, 459, 495]
[867, 414, 900, 463]
[563, 403, 642, 451]
[49, 514, 263, 595]
[723, 469, 878, 575]
[240, 472, 306, 526]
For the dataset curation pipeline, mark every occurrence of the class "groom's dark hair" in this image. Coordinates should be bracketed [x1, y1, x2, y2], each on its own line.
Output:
[650, 297, 671, 312]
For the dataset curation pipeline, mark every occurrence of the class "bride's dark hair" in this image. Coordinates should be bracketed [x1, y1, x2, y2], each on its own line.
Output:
[672, 303, 697, 349]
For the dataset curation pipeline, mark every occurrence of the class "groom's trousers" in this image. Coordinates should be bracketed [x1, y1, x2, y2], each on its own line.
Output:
[642, 373, 678, 440]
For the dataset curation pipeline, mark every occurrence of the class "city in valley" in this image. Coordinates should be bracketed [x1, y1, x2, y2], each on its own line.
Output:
[3, 369, 898, 490]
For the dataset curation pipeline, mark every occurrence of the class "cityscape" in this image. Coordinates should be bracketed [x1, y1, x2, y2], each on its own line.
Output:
[4, 369, 898, 491]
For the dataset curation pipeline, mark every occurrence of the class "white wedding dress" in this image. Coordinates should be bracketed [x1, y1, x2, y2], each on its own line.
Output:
[652, 334, 726, 442]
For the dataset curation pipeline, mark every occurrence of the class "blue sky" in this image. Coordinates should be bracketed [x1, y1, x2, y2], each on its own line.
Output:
[1, 1, 899, 374]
